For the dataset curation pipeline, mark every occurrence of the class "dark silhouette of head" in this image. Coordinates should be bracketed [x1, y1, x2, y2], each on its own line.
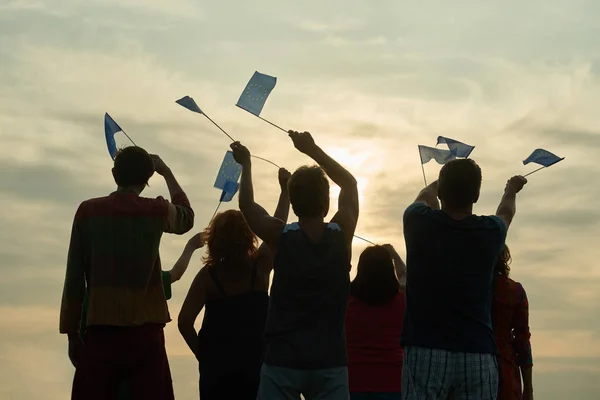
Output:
[350, 246, 400, 306]
[438, 158, 482, 210]
[495, 245, 511, 277]
[287, 165, 330, 219]
[112, 146, 155, 192]
[203, 210, 258, 268]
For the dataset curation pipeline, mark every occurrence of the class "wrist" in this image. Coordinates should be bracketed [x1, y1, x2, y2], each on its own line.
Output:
[304, 144, 322, 158]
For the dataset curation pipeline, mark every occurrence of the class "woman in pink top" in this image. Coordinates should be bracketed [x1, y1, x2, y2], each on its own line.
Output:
[345, 244, 407, 400]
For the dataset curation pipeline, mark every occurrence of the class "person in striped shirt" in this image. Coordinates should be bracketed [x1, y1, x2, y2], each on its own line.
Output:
[59, 146, 194, 400]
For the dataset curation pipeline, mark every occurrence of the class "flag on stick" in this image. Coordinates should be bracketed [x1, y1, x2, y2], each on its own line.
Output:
[236, 71, 287, 133]
[220, 180, 239, 202]
[437, 136, 475, 158]
[214, 151, 242, 190]
[523, 149, 564, 177]
[104, 113, 136, 159]
[419, 145, 456, 165]
[176, 96, 203, 114]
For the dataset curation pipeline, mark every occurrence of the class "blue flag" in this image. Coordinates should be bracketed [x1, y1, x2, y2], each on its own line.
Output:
[104, 113, 122, 159]
[437, 136, 475, 158]
[523, 149, 564, 167]
[419, 145, 456, 165]
[214, 151, 242, 190]
[176, 96, 203, 114]
[236, 71, 277, 116]
[220, 180, 239, 202]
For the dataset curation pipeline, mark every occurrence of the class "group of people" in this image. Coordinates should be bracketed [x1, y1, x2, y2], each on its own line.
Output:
[59, 130, 533, 399]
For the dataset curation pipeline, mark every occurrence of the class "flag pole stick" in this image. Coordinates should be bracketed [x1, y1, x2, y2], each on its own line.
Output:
[121, 129, 137, 146]
[421, 163, 428, 186]
[211, 201, 222, 221]
[204, 115, 236, 142]
[256, 115, 288, 134]
[354, 235, 375, 245]
[252, 156, 280, 169]
[523, 166, 545, 177]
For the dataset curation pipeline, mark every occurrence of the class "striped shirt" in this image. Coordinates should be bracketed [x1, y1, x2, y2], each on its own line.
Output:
[59, 189, 194, 334]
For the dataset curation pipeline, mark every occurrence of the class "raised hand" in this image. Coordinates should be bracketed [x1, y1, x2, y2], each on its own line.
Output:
[288, 130, 318, 155]
[505, 175, 528, 194]
[150, 154, 170, 176]
[230, 141, 251, 167]
[278, 168, 291, 190]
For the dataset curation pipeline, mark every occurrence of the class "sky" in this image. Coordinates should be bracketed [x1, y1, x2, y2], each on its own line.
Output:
[0, 0, 599, 398]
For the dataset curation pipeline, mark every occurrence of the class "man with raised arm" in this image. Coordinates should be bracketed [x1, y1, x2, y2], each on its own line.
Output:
[59, 146, 194, 400]
[230, 130, 359, 400]
[401, 158, 526, 400]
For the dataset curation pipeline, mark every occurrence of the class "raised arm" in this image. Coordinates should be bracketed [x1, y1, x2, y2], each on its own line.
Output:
[495, 175, 527, 231]
[168, 233, 205, 283]
[59, 208, 86, 366]
[383, 244, 407, 290]
[151, 154, 195, 235]
[178, 268, 208, 360]
[288, 131, 359, 250]
[231, 142, 286, 250]
[414, 180, 440, 209]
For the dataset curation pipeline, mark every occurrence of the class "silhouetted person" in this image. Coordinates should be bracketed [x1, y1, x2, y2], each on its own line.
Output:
[401, 158, 527, 399]
[178, 169, 291, 400]
[345, 244, 407, 400]
[231, 130, 359, 400]
[492, 245, 533, 400]
[59, 147, 194, 400]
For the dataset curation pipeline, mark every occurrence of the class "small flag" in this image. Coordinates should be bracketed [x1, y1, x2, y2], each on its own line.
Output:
[236, 71, 277, 116]
[214, 151, 242, 190]
[176, 96, 203, 114]
[523, 149, 564, 167]
[104, 113, 122, 159]
[437, 136, 475, 158]
[220, 180, 239, 202]
[419, 145, 456, 165]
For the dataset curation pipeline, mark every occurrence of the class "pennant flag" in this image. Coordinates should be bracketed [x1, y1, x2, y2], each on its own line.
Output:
[437, 136, 475, 158]
[523, 148, 564, 167]
[236, 71, 277, 116]
[220, 180, 239, 202]
[419, 145, 456, 165]
[104, 113, 122, 159]
[214, 151, 242, 190]
[176, 96, 203, 114]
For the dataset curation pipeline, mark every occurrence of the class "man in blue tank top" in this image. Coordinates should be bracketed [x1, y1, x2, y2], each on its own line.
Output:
[231, 130, 359, 400]
[401, 159, 527, 400]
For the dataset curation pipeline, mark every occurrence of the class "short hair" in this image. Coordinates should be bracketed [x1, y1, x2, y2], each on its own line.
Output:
[203, 210, 258, 268]
[287, 166, 330, 218]
[350, 246, 400, 306]
[438, 159, 482, 208]
[113, 146, 155, 187]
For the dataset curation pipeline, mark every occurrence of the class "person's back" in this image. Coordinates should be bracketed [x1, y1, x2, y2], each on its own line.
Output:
[59, 147, 194, 400]
[230, 131, 359, 400]
[401, 158, 527, 400]
[265, 221, 350, 368]
[345, 245, 407, 400]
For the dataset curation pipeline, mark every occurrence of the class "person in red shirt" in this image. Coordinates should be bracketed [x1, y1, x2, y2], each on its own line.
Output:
[345, 244, 407, 400]
[492, 245, 534, 400]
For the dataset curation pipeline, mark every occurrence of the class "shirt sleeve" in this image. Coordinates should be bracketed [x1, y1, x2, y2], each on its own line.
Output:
[163, 192, 195, 235]
[488, 215, 508, 242]
[162, 271, 173, 301]
[512, 284, 533, 367]
[59, 207, 87, 335]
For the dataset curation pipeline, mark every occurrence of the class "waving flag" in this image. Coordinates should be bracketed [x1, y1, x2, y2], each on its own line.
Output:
[523, 149, 564, 167]
[220, 180, 239, 202]
[104, 113, 122, 159]
[176, 96, 203, 114]
[419, 145, 456, 165]
[236, 71, 277, 116]
[214, 151, 242, 190]
[437, 136, 475, 158]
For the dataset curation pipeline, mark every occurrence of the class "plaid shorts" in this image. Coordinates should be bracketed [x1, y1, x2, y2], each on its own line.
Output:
[402, 347, 498, 400]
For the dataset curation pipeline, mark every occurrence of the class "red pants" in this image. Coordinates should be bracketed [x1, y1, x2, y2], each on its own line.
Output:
[72, 324, 174, 400]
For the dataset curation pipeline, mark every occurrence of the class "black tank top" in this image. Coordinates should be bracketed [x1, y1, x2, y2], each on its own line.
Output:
[197, 262, 269, 381]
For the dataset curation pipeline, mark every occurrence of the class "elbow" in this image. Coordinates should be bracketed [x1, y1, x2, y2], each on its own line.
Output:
[177, 315, 192, 333]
